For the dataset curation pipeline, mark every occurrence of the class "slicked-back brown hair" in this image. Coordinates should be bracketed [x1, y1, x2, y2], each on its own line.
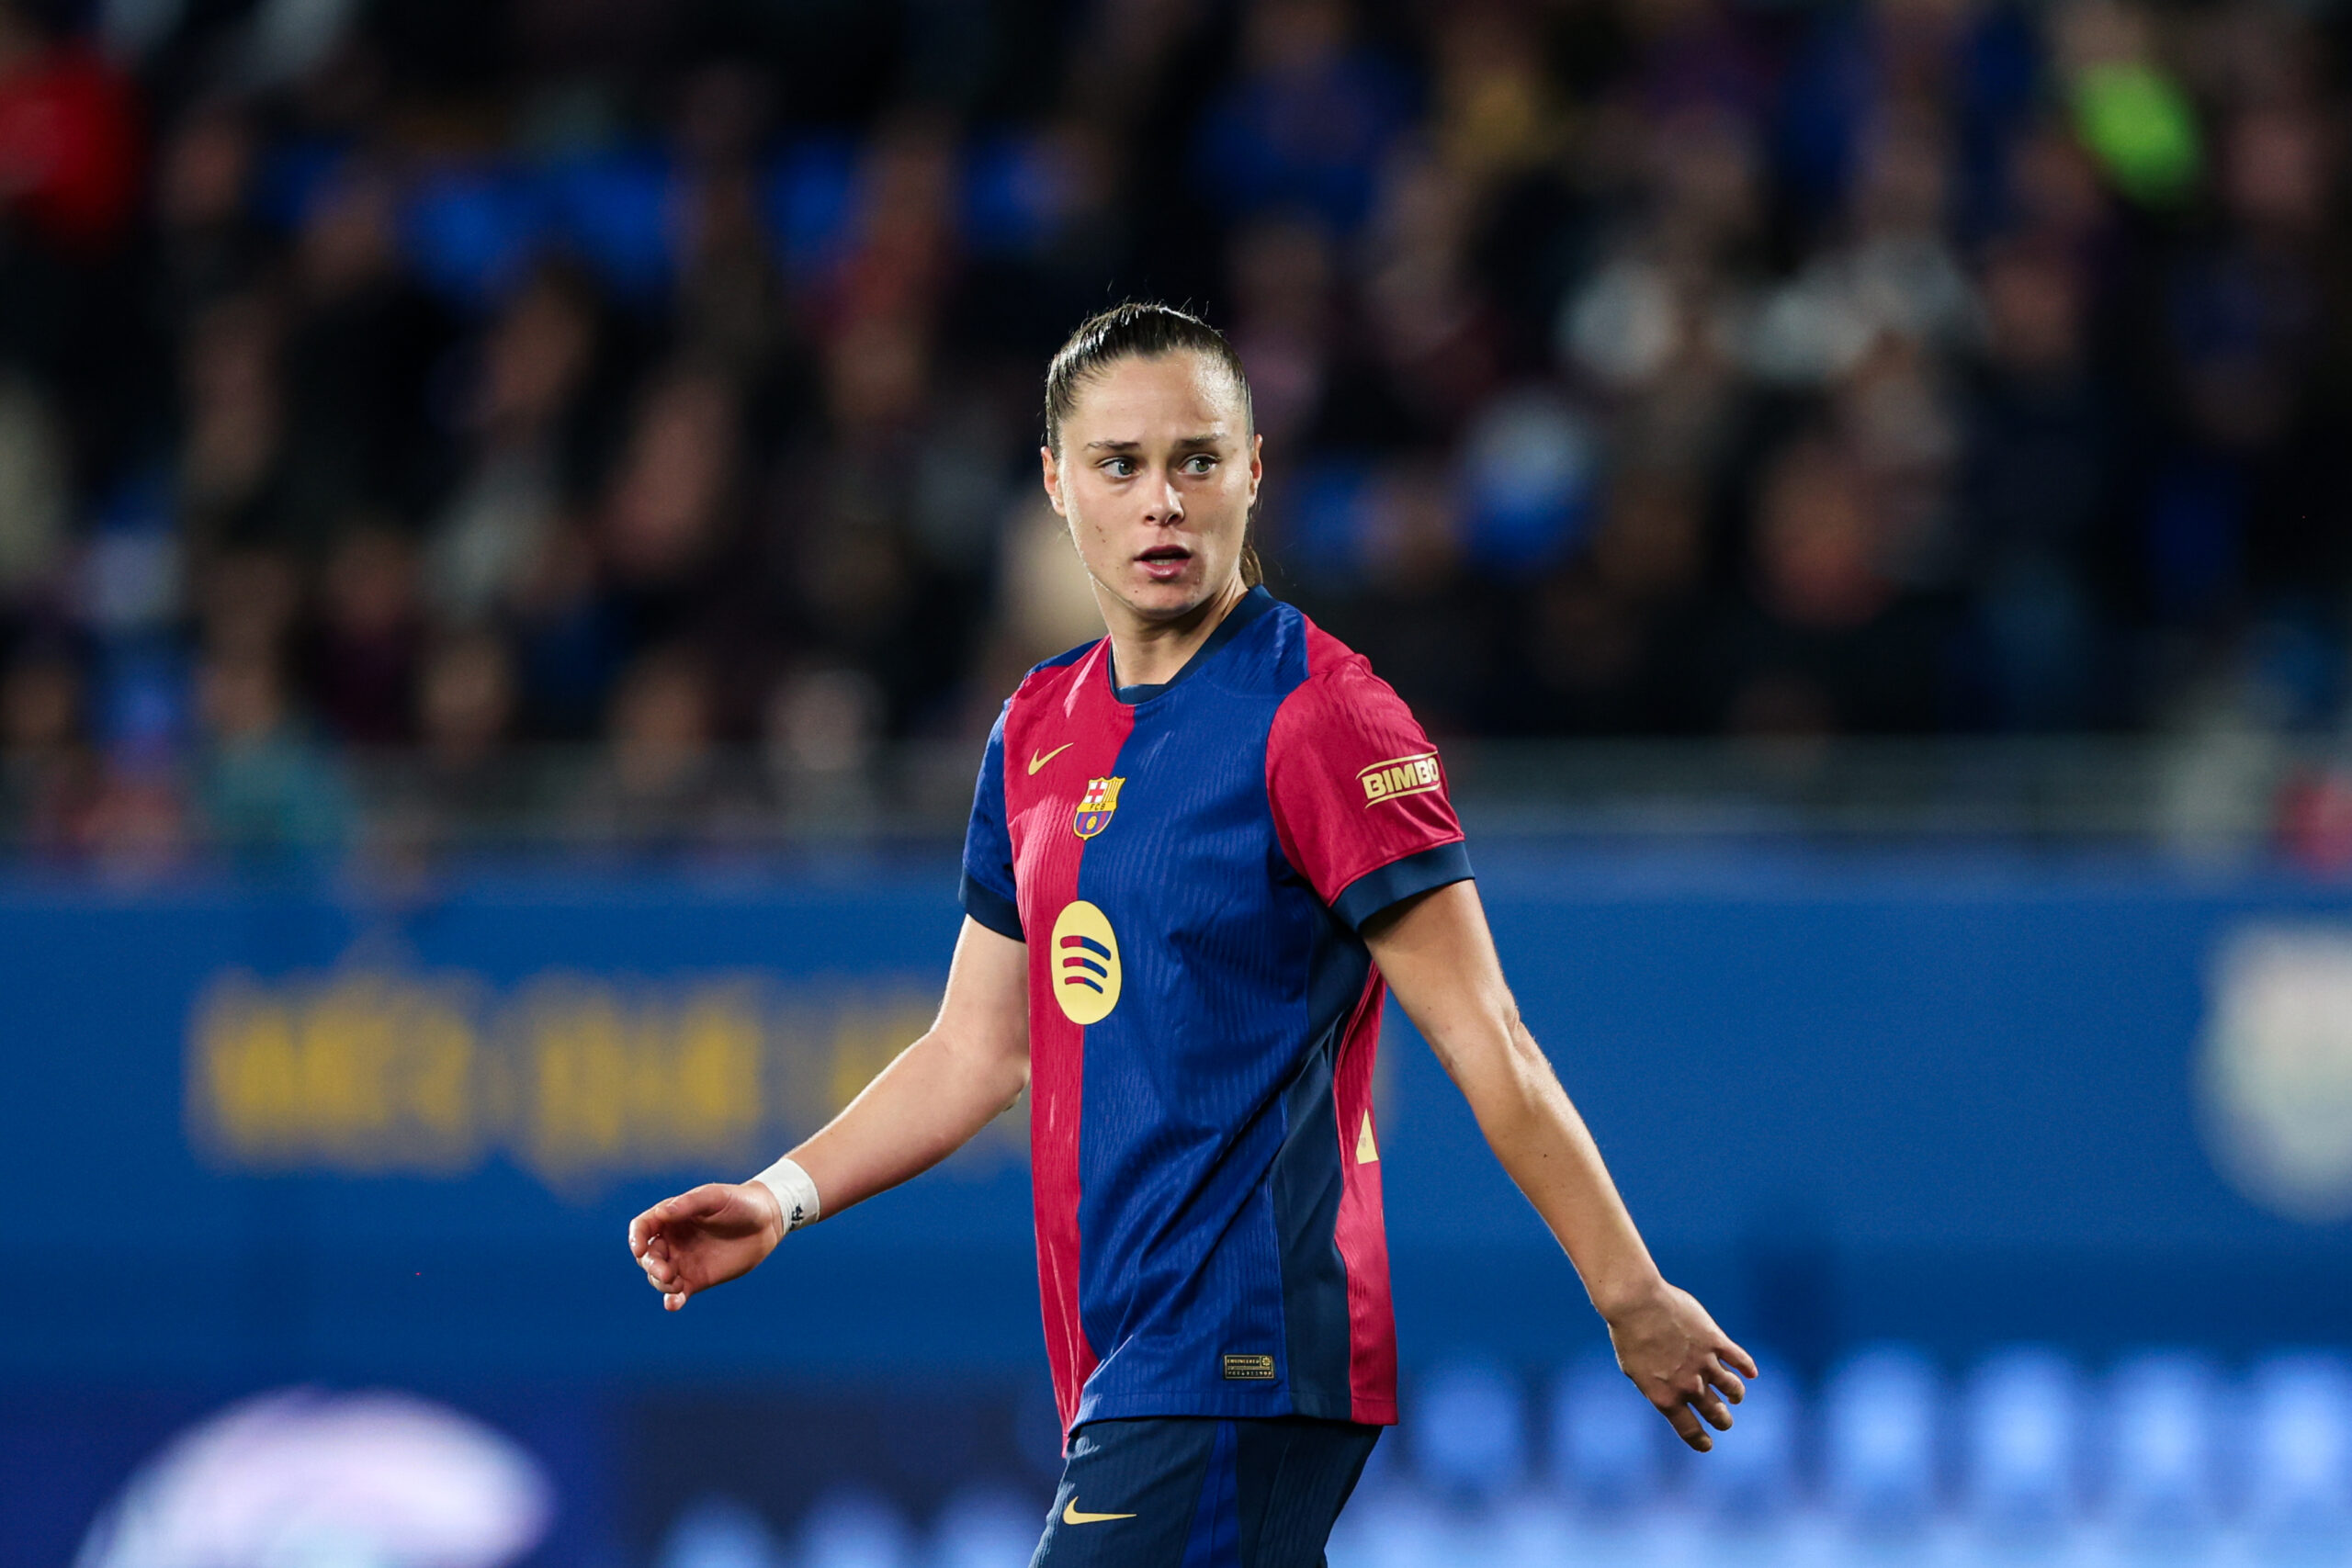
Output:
[1043, 302, 1261, 588]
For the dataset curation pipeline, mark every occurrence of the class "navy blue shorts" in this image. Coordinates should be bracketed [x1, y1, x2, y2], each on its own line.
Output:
[1032, 1415, 1382, 1568]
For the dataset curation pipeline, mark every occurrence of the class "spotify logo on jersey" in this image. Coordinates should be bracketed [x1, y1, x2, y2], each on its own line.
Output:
[1050, 899, 1122, 1025]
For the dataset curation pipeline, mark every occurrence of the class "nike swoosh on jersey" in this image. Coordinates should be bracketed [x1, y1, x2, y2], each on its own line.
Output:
[1062, 1498, 1136, 1525]
[1028, 742, 1074, 774]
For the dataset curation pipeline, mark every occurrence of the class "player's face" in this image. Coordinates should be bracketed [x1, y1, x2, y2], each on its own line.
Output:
[1042, 351, 1262, 626]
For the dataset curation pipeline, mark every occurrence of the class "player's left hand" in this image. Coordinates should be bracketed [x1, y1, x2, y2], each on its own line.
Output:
[1602, 1278, 1756, 1452]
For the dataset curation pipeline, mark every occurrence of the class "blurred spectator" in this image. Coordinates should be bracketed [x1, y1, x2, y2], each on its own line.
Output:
[1716, 433, 1948, 736]
[194, 649, 350, 861]
[0, 0, 2337, 860]
[0, 648, 96, 852]
[764, 663, 884, 826]
[673, 159, 793, 379]
[151, 99, 259, 315]
[177, 292, 291, 551]
[0, 370, 66, 598]
[309, 522, 422, 745]
[279, 166, 453, 526]
[1227, 215, 1336, 449]
[1959, 238, 2110, 728]
[2057, 0, 2203, 209]
[572, 645, 739, 852]
[426, 265, 600, 625]
[196, 548, 300, 664]
[375, 628, 530, 864]
[418, 631, 518, 776]
[1357, 146, 1501, 433]
[1523, 470, 1709, 733]
[1193, 0, 1411, 236]
[0, 1, 139, 252]
[1312, 458, 1502, 734]
[506, 518, 624, 740]
[600, 367, 742, 642]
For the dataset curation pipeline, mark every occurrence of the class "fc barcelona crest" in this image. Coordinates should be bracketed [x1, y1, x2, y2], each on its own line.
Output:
[1073, 776, 1125, 840]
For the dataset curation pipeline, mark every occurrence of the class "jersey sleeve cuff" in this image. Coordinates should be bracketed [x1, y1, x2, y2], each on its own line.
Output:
[1329, 840, 1474, 932]
[959, 870, 1024, 942]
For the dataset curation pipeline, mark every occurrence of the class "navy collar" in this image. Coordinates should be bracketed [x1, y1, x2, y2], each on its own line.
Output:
[1109, 586, 1276, 704]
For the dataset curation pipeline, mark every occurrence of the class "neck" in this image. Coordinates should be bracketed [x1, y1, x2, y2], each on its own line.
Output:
[1102, 576, 1250, 690]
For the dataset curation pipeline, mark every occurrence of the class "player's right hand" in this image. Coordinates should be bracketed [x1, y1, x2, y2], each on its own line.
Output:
[627, 1181, 786, 1311]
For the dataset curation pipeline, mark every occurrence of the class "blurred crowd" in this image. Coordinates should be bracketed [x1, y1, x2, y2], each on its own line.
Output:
[0, 0, 2347, 862]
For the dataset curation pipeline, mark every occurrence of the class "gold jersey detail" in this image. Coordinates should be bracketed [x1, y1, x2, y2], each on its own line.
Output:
[1358, 752, 1442, 806]
[1049, 899, 1122, 1025]
[1073, 775, 1125, 839]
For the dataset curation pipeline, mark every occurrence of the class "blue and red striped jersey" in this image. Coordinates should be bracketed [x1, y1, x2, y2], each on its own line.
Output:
[959, 588, 1472, 1435]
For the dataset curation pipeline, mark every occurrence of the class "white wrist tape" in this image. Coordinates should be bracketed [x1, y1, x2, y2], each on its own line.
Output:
[752, 1156, 820, 1232]
[762, 1161, 828, 1232]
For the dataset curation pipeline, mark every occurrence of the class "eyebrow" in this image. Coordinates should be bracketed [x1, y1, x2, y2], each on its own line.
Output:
[1084, 434, 1226, 451]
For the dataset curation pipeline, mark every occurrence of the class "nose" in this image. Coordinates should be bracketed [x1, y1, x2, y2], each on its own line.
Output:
[1143, 476, 1185, 525]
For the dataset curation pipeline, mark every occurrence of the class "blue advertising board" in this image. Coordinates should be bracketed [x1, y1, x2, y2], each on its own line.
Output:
[3, 848, 2349, 1395]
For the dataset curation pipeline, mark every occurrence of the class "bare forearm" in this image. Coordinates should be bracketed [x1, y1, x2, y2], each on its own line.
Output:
[631, 920, 1031, 1313]
[1436, 1012, 1664, 1317]
[786, 1030, 1028, 1218]
[1365, 883, 1750, 1450]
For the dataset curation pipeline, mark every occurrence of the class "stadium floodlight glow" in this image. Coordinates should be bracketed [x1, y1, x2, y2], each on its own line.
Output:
[2245, 1354, 2352, 1551]
[2102, 1352, 2222, 1540]
[1549, 1352, 1663, 1516]
[73, 1387, 551, 1568]
[1410, 1359, 1530, 1504]
[656, 1496, 784, 1568]
[930, 1486, 1055, 1568]
[795, 1486, 919, 1568]
[2198, 924, 2352, 1222]
[1962, 1346, 2083, 1542]
[1824, 1345, 1942, 1535]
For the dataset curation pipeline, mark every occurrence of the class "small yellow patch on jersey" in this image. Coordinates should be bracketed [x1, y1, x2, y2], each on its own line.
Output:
[1358, 752, 1443, 806]
[1355, 1111, 1379, 1164]
[1072, 775, 1125, 839]
[1050, 899, 1122, 1025]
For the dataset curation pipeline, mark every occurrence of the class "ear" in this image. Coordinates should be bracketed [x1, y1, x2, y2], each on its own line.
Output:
[1245, 433, 1263, 508]
[1040, 446, 1066, 517]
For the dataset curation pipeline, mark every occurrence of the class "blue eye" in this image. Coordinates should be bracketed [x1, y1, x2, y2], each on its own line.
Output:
[1182, 455, 1216, 474]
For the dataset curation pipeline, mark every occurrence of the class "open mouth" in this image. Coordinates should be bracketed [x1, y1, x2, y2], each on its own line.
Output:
[1136, 545, 1193, 581]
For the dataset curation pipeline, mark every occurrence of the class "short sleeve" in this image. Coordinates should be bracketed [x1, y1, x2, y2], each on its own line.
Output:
[1267, 660, 1472, 933]
[959, 705, 1023, 941]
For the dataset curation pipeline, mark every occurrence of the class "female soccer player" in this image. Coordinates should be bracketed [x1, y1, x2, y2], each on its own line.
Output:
[628, 303, 1753, 1565]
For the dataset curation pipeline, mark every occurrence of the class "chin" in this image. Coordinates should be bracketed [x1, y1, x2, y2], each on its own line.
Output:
[1125, 579, 1214, 619]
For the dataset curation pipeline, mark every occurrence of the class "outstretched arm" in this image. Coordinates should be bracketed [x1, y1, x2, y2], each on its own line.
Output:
[628, 917, 1030, 1309]
[1363, 881, 1755, 1451]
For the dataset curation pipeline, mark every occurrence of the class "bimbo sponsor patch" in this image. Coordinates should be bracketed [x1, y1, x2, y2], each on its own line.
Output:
[1357, 752, 1442, 807]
